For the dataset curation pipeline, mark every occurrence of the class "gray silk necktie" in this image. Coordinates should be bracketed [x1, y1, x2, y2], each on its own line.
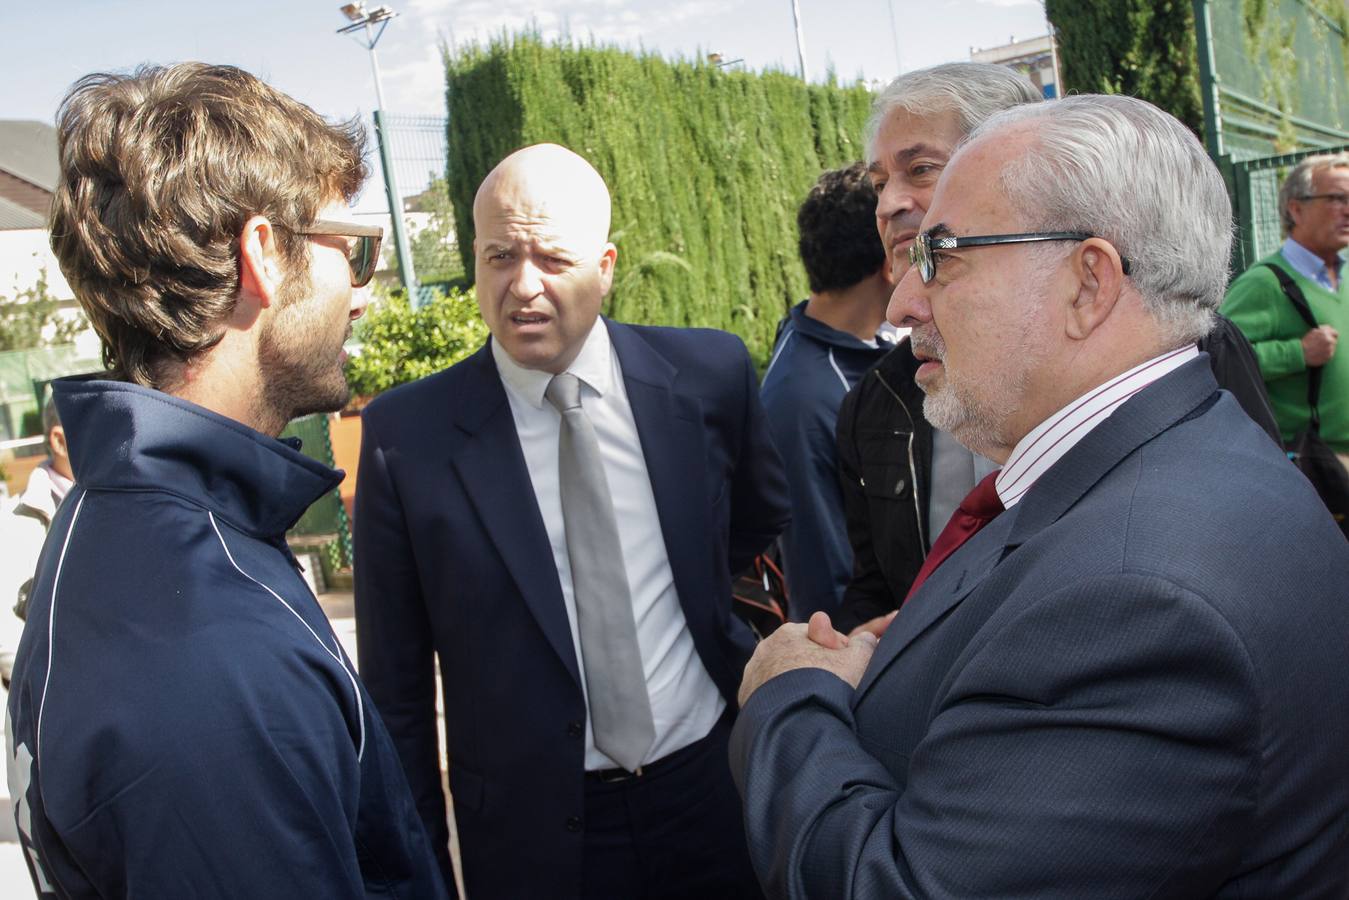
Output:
[545, 372, 655, 772]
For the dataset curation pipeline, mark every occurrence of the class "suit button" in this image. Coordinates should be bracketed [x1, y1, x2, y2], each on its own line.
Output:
[893, 478, 907, 495]
[566, 816, 583, 833]
[566, 721, 583, 738]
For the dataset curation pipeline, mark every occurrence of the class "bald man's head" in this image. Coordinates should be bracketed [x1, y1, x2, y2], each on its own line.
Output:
[474, 143, 612, 248]
[472, 143, 618, 374]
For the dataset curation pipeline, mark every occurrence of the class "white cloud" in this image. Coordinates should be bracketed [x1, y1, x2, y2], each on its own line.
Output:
[407, 0, 719, 55]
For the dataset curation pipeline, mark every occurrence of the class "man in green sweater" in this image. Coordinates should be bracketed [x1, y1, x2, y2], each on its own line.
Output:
[1223, 153, 1349, 470]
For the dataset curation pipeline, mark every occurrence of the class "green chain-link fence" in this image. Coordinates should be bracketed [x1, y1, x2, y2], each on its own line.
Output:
[281, 414, 353, 585]
[1194, 0, 1349, 277]
[378, 113, 463, 301]
[1226, 142, 1349, 272]
[1196, 0, 1349, 163]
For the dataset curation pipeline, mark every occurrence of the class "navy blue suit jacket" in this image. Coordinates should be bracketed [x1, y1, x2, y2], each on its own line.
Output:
[355, 319, 789, 899]
[731, 358, 1349, 899]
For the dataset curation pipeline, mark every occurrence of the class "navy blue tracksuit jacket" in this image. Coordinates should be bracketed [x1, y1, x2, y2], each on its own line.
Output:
[6, 378, 446, 899]
[760, 301, 894, 620]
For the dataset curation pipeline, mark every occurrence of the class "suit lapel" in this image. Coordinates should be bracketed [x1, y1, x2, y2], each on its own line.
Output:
[449, 344, 581, 687]
[607, 322, 718, 641]
[854, 511, 1017, 699]
[855, 357, 1221, 701]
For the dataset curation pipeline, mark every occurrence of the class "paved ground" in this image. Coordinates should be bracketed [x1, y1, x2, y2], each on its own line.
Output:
[0, 588, 464, 898]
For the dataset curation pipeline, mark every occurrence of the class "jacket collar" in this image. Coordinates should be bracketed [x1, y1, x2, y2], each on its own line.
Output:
[53, 377, 343, 539]
[784, 300, 892, 351]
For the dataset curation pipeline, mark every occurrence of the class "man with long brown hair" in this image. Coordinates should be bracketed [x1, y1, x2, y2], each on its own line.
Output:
[5, 63, 446, 898]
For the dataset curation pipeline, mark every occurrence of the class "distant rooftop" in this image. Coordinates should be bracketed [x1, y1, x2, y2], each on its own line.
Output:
[0, 120, 58, 194]
[0, 120, 57, 231]
[0, 195, 45, 230]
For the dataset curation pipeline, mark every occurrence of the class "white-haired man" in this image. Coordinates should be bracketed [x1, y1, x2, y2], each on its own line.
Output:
[733, 95, 1349, 898]
[832, 62, 1042, 635]
[1223, 154, 1349, 472]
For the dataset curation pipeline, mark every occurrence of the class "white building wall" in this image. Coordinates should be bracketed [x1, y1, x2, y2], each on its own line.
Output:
[0, 229, 71, 301]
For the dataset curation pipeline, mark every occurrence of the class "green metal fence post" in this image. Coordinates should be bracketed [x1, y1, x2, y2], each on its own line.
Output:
[1193, 0, 1224, 161]
[374, 109, 420, 304]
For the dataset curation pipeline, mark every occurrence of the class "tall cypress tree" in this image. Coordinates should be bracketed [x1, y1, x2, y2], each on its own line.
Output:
[1046, 0, 1204, 137]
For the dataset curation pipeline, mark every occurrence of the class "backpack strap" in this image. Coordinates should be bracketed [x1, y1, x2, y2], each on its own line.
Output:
[1260, 262, 1323, 431]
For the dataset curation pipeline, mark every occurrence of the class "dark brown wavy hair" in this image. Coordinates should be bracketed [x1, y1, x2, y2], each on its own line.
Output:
[49, 63, 368, 388]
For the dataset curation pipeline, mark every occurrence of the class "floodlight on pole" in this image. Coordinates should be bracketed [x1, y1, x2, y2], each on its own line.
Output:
[337, 2, 418, 298]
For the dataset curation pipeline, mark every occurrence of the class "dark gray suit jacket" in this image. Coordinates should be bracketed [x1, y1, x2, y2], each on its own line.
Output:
[732, 358, 1349, 899]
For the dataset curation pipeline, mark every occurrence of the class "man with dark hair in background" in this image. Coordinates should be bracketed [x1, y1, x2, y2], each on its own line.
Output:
[760, 163, 895, 620]
[5, 63, 446, 898]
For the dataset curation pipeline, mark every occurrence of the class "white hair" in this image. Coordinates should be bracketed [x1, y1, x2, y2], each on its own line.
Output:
[1278, 152, 1349, 233]
[969, 94, 1231, 345]
[864, 62, 1043, 163]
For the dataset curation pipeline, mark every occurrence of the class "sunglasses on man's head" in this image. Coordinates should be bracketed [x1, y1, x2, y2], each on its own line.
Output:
[293, 219, 384, 288]
[908, 229, 1132, 284]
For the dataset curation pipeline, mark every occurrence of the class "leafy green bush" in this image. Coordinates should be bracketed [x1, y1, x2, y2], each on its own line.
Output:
[0, 270, 88, 353]
[345, 284, 487, 397]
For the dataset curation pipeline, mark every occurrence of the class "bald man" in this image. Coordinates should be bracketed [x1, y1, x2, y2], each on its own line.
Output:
[354, 143, 789, 899]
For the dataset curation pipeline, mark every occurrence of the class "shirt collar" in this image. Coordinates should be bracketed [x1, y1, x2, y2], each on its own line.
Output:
[491, 317, 613, 409]
[995, 344, 1200, 509]
[1281, 237, 1345, 287]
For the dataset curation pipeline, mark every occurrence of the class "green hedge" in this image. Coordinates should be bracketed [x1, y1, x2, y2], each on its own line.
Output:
[444, 36, 873, 367]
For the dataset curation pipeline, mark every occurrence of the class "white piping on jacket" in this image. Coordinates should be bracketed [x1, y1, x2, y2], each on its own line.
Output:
[827, 349, 851, 393]
[208, 512, 366, 762]
[36, 490, 88, 761]
[761, 328, 795, 382]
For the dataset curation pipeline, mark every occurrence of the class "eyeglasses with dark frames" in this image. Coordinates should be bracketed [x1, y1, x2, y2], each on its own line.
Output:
[909, 229, 1133, 284]
[290, 219, 385, 288]
[1299, 193, 1349, 208]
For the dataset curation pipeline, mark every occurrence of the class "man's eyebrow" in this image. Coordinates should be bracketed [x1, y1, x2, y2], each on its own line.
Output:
[892, 142, 949, 164]
[925, 223, 953, 240]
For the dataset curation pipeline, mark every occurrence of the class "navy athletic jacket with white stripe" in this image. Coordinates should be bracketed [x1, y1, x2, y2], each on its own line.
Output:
[759, 301, 894, 621]
[5, 378, 447, 899]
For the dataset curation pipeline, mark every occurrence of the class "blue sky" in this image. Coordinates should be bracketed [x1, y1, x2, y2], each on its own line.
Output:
[11, 0, 1050, 210]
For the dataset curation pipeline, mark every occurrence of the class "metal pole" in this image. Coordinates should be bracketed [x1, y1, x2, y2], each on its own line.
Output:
[353, 16, 419, 302]
[886, 0, 902, 76]
[366, 20, 389, 111]
[1047, 27, 1062, 98]
[373, 109, 419, 303]
[791, 0, 808, 82]
[1192, 0, 1225, 160]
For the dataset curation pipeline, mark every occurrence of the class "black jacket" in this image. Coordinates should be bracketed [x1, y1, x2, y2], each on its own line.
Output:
[1198, 314, 1282, 446]
[833, 339, 932, 632]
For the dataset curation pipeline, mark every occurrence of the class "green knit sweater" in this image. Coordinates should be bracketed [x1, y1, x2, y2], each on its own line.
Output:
[1221, 251, 1349, 452]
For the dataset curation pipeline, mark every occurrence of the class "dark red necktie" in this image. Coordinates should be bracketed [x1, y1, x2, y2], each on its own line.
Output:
[904, 471, 1004, 604]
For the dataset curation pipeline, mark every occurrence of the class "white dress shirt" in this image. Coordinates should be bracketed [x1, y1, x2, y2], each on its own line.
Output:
[996, 345, 1200, 508]
[492, 322, 725, 770]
